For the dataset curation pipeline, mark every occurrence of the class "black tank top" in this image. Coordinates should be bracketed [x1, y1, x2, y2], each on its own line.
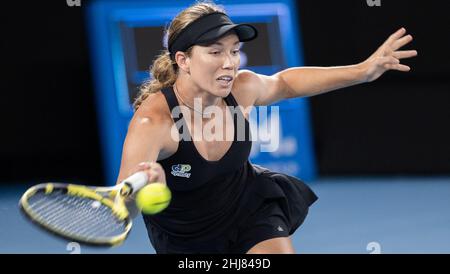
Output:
[146, 86, 253, 239]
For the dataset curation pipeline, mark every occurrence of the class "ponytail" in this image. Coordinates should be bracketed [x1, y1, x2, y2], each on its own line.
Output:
[133, 51, 177, 111]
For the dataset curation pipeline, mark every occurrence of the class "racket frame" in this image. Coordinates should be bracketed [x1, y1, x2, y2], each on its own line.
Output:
[19, 171, 148, 246]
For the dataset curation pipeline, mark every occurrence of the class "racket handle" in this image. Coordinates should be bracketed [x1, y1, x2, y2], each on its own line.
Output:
[120, 171, 148, 197]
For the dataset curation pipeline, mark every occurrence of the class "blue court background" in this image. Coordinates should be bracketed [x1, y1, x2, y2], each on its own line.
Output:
[2, 176, 450, 254]
[1, 1, 449, 254]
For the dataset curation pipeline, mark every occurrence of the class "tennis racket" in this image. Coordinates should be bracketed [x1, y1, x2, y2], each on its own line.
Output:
[19, 171, 148, 246]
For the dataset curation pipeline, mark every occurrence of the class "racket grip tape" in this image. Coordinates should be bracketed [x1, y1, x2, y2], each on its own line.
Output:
[120, 171, 148, 197]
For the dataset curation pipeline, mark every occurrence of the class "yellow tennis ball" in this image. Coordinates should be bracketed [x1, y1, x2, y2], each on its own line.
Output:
[136, 183, 171, 215]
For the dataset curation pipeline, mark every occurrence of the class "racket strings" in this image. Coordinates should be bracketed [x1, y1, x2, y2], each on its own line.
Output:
[66, 206, 122, 237]
[47, 199, 109, 236]
[26, 190, 127, 240]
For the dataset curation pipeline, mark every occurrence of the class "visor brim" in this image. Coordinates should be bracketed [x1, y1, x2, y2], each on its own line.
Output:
[196, 23, 258, 45]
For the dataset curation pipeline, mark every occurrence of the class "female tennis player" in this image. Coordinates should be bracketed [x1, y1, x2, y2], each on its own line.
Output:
[116, 1, 417, 254]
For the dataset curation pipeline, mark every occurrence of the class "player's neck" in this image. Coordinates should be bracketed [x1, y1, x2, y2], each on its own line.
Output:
[174, 78, 221, 109]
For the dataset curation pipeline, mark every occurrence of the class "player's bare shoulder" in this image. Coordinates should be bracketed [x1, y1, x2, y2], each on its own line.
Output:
[128, 91, 175, 150]
[232, 70, 258, 112]
[232, 69, 260, 108]
[131, 91, 173, 129]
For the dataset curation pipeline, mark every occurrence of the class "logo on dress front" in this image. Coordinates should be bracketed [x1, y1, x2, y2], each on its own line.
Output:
[171, 164, 191, 178]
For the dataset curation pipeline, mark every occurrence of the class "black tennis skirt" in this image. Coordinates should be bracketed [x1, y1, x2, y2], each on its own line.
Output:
[144, 163, 318, 253]
[243, 164, 318, 233]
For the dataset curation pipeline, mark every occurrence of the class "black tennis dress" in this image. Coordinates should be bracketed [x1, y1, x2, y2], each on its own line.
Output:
[142, 86, 318, 253]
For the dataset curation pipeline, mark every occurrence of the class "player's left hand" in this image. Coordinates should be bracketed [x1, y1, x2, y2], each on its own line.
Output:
[361, 27, 418, 82]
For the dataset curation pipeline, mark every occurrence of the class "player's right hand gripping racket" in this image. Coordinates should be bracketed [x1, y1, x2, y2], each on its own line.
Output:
[19, 172, 148, 246]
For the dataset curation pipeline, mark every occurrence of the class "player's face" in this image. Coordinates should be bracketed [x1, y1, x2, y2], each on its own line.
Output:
[189, 33, 241, 97]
